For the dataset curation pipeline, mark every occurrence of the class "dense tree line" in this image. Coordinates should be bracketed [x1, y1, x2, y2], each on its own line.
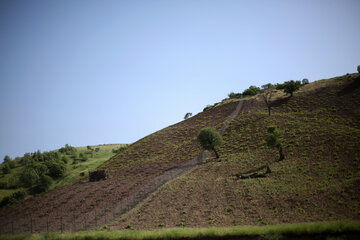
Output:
[0, 145, 78, 207]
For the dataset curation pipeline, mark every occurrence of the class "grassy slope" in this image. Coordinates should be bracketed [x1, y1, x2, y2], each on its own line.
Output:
[110, 73, 360, 230]
[0, 144, 125, 201]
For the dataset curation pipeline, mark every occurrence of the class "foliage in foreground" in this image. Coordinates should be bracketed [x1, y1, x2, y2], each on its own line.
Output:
[0, 221, 359, 240]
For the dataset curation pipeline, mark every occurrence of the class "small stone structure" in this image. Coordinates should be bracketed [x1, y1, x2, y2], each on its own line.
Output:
[89, 169, 110, 182]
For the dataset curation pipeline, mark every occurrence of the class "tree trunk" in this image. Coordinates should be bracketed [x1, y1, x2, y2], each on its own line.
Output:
[268, 106, 271, 116]
[213, 148, 220, 158]
[279, 146, 284, 161]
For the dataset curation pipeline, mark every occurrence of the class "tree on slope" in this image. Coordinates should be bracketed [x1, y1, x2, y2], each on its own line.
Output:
[197, 127, 222, 158]
[265, 126, 284, 161]
[282, 80, 301, 97]
[184, 112, 192, 120]
[262, 89, 276, 116]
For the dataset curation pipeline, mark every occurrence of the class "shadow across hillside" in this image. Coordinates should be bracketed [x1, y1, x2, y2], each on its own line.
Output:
[338, 75, 360, 96]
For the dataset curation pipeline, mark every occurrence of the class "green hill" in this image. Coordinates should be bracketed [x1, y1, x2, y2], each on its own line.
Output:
[0, 144, 126, 202]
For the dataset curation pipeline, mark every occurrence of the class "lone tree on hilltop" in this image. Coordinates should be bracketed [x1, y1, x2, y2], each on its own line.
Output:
[197, 127, 222, 158]
[184, 112, 192, 120]
[262, 89, 276, 116]
[265, 126, 284, 161]
[282, 80, 301, 97]
[357, 65, 360, 73]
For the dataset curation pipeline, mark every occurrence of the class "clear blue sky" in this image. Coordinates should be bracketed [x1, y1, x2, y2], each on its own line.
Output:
[1, 0, 359, 160]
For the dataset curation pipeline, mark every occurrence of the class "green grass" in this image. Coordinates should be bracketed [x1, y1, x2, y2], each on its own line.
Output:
[0, 144, 126, 201]
[0, 221, 359, 240]
[53, 144, 126, 188]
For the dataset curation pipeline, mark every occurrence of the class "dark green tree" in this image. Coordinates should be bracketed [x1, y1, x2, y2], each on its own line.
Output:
[282, 80, 301, 97]
[265, 126, 284, 161]
[242, 85, 260, 96]
[184, 112, 192, 120]
[33, 175, 52, 193]
[20, 168, 39, 187]
[301, 78, 309, 85]
[3, 155, 11, 163]
[197, 127, 222, 158]
[228, 92, 242, 99]
[2, 163, 10, 174]
[261, 83, 274, 90]
[47, 162, 66, 179]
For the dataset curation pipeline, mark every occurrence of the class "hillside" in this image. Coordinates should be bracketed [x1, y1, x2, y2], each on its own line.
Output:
[0, 99, 239, 233]
[0, 144, 125, 203]
[110, 73, 360, 230]
[0, 73, 359, 234]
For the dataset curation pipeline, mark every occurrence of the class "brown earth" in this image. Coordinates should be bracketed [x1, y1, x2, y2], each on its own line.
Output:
[1, 73, 359, 235]
[0, 99, 242, 234]
[110, 73, 360, 231]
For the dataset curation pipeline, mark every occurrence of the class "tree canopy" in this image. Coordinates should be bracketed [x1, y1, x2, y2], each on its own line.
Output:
[197, 127, 222, 158]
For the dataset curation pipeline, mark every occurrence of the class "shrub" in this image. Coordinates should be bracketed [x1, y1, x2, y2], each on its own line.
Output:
[59, 144, 77, 155]
[2, 163, 11, 174]
[80, 153, 88, 162]
[47, 162, 66, 179]
[20, 168, 39, 187]
[261, 83, 274, 90]
[7, 175, 21, 189]
[112, 145, 128, 154]
[302, 78, 309, 85]
[32, 175, 52, 194]
[3, 155, 15, 168]
[242, 86, 260, 96]
[228, 92, 242, 99]
[95, 148, 100, 152]
[0, 190, 27, 208]
[62, 156, 70, 164]
[265, 126, 284, 161]
[197, 128, 222, 158]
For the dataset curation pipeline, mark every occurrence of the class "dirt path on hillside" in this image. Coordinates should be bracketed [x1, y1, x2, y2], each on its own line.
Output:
[106, 100, 244, 226]
[0, 101, 244, 234]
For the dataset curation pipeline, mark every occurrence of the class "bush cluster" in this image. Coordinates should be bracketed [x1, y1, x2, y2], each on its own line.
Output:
[0, 190, 27, 208]
[112, 145, 129, 154]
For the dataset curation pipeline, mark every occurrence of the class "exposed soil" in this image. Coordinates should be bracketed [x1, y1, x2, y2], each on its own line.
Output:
[0, 100, 243, 234]
[110, 73, 360, 231]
